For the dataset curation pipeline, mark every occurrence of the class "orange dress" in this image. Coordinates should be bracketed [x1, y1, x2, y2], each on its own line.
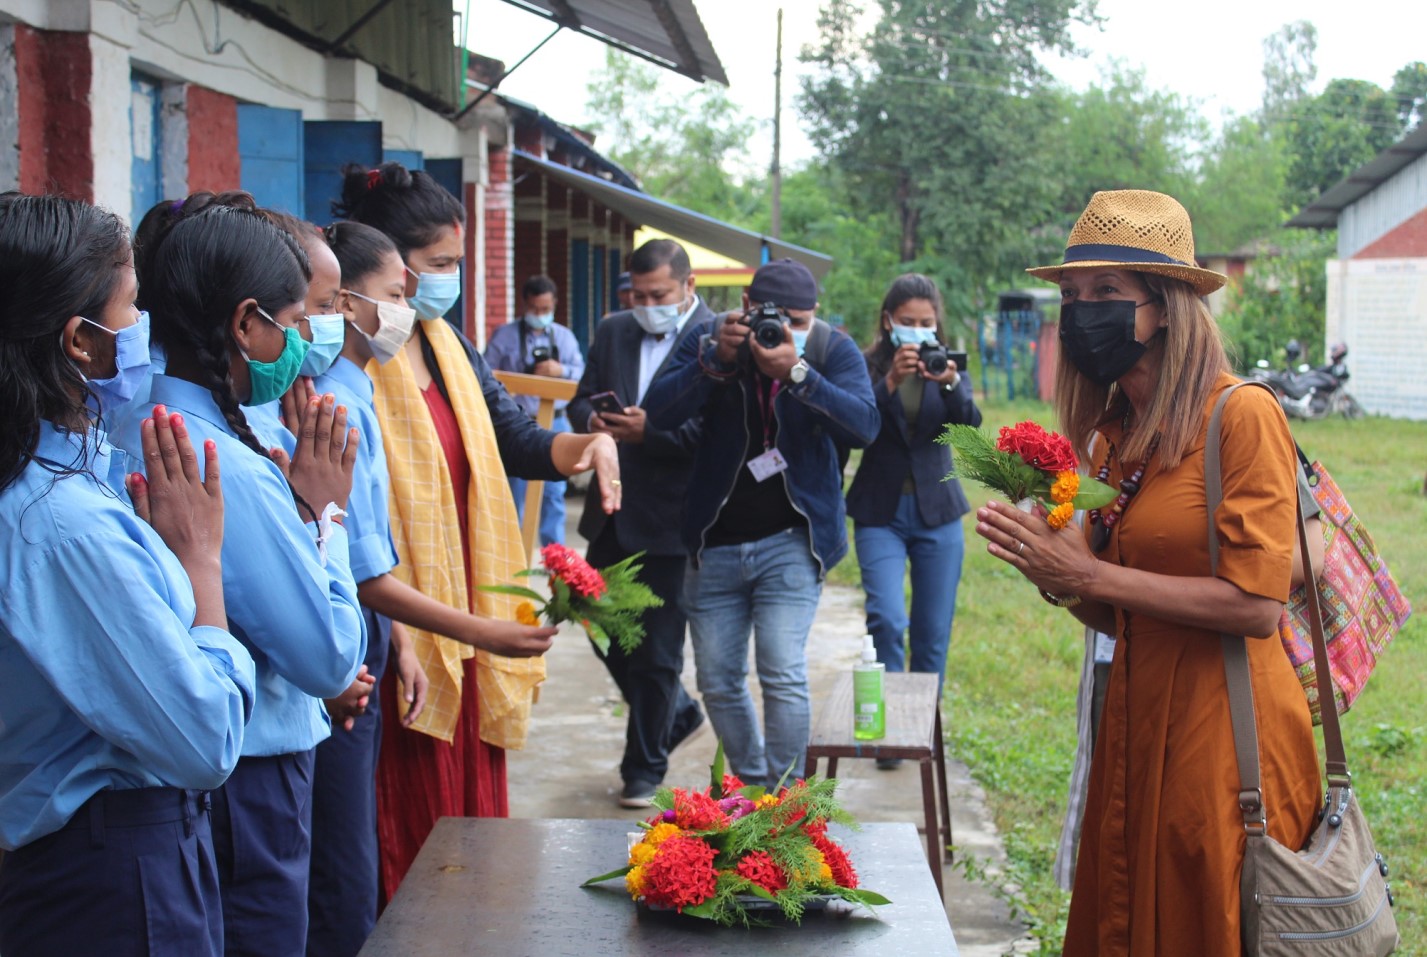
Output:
[1063, 376, 1321, 956]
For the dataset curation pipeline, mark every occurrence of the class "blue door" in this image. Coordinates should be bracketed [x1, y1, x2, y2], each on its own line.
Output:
[130, 74, 163, 225]
[238, 105, 304, 216]
[383, 149, 424, 170]
[425, 158, 465, 330]
[303, 121, 382, 226]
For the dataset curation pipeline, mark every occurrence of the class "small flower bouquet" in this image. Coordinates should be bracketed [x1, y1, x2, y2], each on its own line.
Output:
[583, 744, 889, 926]
[938, 420, 1117, 529]
[477, 543, 661, 654]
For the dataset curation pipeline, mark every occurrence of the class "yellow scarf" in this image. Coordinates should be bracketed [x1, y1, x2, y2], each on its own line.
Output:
[368, 318, 544, 748]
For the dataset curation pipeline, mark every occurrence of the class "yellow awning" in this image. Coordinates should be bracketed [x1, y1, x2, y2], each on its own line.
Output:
[634, 226, 756, 287]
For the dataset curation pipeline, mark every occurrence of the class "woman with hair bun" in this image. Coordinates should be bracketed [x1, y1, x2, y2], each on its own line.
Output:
[0, 192, 254, 957]
[334, 161, 619, 898]
[111, 203, 368, 957]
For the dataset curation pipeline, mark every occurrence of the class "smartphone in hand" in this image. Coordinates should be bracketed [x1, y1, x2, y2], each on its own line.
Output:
[590, 391, 624, 417]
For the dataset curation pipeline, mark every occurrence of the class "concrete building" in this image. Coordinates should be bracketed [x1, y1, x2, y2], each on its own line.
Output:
[0, 0, 826, 353]
[1288, 122, 1427, 420]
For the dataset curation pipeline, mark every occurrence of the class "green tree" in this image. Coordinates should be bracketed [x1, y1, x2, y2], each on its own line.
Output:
[1216, 229, 1336, 371]
[1185, 115, 1289, 254]
[583, 50, 761, 226]
[1390, 61, 1427, 129]
[1261, 20, 1317, 122]
[1284, 77, 1400, 210]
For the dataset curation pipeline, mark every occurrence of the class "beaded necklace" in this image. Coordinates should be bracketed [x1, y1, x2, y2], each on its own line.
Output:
[1088, 430, 1161, 553]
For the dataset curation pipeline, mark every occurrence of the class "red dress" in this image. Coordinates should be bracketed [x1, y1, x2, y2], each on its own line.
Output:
[374, 383, 507, 904]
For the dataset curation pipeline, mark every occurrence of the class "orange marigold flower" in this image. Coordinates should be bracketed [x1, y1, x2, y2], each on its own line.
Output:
[515, 601, 539, 626]
[1047, 502, 1075, 530]
[642, 822, 681, 847]
[1050, 470, 1080, 505]
[625, 864, 647, 899]
[755, 794, 780, 810]
[628, 842, 657, 867]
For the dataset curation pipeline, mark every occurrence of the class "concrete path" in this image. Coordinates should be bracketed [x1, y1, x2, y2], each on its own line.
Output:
[507, 498, 1034, 956]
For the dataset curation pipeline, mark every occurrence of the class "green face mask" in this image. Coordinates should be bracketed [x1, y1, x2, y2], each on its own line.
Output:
[243, 306, 310, 405]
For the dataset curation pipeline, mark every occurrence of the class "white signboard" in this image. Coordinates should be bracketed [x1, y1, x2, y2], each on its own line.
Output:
[1325, 258, 1427, 420]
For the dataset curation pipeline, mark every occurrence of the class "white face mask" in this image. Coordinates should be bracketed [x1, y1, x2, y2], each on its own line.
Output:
[345, 290, 416, 364]
[889, 322, 938, 348]
[632, 293, 692, 335]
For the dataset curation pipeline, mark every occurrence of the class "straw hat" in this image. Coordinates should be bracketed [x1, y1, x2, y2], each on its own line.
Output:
[1027, 190, 1227, 296]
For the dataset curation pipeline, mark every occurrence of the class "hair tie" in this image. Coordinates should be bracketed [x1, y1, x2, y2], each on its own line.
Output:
[366, 169, 382, 190]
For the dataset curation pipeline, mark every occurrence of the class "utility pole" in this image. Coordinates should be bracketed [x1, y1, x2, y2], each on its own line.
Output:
[771, 7, 783, 239]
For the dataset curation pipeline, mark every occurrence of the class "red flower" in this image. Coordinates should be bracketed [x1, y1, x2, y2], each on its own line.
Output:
[540, 543, 607, 598]
[735, 851, 789, 893]
[642, 836, 720, 911]
[810, 832, 859, 888]
[719, 773, 745, 795]
[670, 788, 729, 831]
[996, 421, 1078, 473]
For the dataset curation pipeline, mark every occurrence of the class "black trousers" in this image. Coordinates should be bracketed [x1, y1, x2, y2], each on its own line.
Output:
[587, 527, 702, 786]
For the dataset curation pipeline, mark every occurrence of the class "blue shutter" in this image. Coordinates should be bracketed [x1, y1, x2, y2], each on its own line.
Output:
[424, 159, 466, 329]
[570, 237, 591, 353]
[130, 74, 163, 225]
[383, 149, 424, 170]
[608, 249, 623, 312]
[237, 105, 304, 217]
[303, 121, 382, 226]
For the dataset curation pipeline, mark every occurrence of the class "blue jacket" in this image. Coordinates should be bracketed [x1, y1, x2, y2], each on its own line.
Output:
[645, 316, 880, 576]
[845, 363, 983, 528]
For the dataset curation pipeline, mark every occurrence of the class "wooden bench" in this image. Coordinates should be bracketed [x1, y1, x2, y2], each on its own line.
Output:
[803, 671, 953, 897]
[491, 369, 578, 562]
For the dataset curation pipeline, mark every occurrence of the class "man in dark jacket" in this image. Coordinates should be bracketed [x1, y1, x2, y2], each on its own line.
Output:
[643, 258, 879, 788]
[569, 239, 709, 807]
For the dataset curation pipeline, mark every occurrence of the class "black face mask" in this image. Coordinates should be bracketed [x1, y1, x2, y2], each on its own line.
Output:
[1059, 298, 1157, 386]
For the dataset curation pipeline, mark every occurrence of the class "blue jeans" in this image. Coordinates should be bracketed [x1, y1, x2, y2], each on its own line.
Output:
[854, 494, 966, 695]
[683, 529, 822, 788]
[509, 413, 567, 546]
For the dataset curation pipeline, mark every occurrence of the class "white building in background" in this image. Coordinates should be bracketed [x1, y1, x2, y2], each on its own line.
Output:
[1289, 123, 1427, 420]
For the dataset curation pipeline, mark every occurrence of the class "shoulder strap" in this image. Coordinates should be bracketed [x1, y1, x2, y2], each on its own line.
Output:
[804, 317, 833, 368]
[1205, 381, 1347, 837]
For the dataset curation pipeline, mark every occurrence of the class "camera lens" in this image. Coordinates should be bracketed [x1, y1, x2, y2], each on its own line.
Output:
[919, 343, 949, 376]
[753, 317, 786, 349]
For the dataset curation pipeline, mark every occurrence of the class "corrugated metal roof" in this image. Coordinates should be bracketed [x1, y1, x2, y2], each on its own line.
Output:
[514, 150, 832, 277]
[1286, 123, 1427, 229]
[498, 0, 727, 85]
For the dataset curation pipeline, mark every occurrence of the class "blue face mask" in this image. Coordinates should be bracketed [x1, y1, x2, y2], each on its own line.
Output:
[241, 307, 311, 406]
[80, 311, 153, 411]
[407, 266, 461, 320]
[889, 323, 939, 348]
[523, 311, 555, 331]
[299, 313, 346, 377]
[791, 329, 809, 358]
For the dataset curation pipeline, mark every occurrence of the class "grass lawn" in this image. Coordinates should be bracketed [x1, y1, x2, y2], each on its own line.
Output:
[832, 395, 1426, 955]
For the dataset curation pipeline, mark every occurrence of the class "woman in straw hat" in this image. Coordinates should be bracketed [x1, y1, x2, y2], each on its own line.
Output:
[974, 190, 1320, 955]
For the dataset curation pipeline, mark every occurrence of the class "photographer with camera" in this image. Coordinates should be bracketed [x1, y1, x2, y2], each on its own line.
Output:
[645, 258, 879, 788]
[484, 275, 585, 545]
[845, 275, 980, 767]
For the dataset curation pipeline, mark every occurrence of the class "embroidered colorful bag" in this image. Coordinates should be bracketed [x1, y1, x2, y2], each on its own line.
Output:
[1278, 459, 1411, 723]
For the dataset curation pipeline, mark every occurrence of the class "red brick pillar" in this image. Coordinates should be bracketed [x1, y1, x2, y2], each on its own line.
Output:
[483, 146, 514, 343]
[186, 85, 240, 194]
[13, 24, 93, 201]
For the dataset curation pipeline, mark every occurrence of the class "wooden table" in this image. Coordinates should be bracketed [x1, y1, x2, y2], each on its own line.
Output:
[803, 672, 953, 896]
[359, 818, 959, 956]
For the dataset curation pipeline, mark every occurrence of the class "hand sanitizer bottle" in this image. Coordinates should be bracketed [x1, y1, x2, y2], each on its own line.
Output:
[853, 634, 885, 740]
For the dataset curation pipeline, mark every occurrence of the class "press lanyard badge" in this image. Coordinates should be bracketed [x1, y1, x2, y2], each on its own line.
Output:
[746, 377, 787, 482]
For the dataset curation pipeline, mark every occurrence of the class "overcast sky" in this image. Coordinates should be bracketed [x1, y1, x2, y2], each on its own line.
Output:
[462, 0, 1423, 169]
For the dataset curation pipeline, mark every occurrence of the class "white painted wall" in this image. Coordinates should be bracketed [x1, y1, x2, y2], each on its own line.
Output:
[0, 22, 18, 191]
[1324, 257, 1427, 420]
[89, 29, 133, 216]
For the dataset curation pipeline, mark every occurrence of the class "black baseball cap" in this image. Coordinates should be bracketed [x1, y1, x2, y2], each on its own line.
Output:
[748, 258, 817, 311]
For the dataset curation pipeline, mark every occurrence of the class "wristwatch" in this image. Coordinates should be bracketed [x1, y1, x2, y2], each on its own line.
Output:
[789, 360, 810, 385]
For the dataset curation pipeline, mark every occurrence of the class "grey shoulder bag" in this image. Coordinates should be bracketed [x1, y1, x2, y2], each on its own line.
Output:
[1206, 381, 1398, 955]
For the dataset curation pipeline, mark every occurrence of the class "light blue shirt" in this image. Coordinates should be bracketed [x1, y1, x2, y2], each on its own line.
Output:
[0, 425, 256, 849]
[112, 375, 367, 758]
[483, 320, 585, 417]
[241, 399, 296, 458]
[313, 357, 398, 584]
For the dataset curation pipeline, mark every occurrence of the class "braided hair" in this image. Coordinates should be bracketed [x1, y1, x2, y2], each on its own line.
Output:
[145, 204, 311, 464]
[0, 192, 131, 490]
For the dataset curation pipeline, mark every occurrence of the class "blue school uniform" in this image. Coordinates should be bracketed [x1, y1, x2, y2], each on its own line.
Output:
[0, 424, 256, 957]
[112, 374, 367, 957]
[305, 356, 400, 957]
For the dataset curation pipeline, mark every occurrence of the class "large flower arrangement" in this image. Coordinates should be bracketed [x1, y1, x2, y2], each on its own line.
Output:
[477, 544, 660, 654]
[583, 745, 889, 925]
[938, 421, 1117, 528]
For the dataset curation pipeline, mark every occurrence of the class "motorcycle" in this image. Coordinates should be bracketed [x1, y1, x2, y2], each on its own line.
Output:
[1248, 342, 1364, 420]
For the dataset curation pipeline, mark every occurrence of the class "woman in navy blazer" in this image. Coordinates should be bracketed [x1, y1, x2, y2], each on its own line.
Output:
[845, 275, 981, 739]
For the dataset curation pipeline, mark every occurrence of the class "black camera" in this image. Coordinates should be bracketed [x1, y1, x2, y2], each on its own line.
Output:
[745, 303, 789, 350]
[919, 341, 950, 376]
[528, 345, 557, 373]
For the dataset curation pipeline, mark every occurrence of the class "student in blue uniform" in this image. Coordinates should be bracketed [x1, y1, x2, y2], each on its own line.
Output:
[0, 192, 256, 957]
[112, 203, 367, 957]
